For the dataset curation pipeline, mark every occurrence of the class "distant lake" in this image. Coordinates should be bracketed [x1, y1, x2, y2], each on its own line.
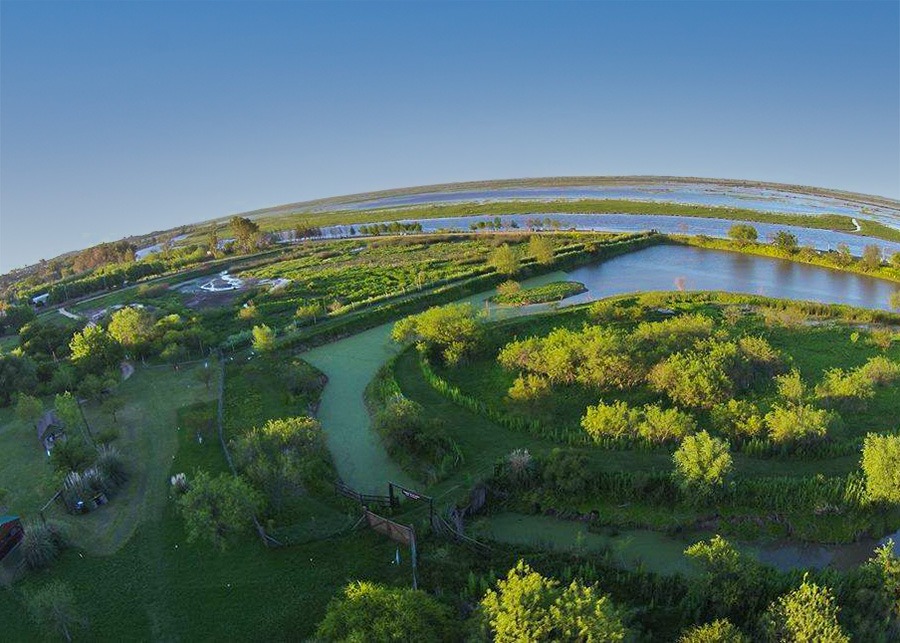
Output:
[318, 181, 900, 229]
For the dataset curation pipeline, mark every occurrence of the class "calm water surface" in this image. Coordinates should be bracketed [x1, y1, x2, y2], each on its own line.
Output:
[318, 182, 900, 228]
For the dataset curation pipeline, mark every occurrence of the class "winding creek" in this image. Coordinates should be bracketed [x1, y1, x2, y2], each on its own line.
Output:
[302, 244, 900, 572]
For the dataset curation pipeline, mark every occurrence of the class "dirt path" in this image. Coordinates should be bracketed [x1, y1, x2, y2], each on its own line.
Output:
[58, 307, 83, 320]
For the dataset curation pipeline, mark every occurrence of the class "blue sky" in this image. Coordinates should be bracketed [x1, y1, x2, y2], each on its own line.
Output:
[1, 1, 898, 272]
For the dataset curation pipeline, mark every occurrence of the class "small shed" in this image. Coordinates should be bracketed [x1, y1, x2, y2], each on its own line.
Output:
[36, 411, 65, 453]
[0, 516, 24, 562]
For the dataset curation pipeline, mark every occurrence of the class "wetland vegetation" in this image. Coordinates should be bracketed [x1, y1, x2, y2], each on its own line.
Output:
[2, 193, 900, 641]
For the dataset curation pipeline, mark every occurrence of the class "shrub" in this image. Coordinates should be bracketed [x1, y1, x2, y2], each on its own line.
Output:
[21, 520, 67, 569]
[727, 224, 758, 245]
[857, 355, 900, 385]
[373, 396, 458, 483]
[648, 348, 734, 409]
[507, 373, 551, 403]
[710, 399, 766, 440]
[861, 433, 900, 504]
[765, 404, 836, 444]
[774, 369, 807, 404]
[814, 368, 875, 411]
[631, 313, 715, 355]
[542, 449, 591, 495]
[316, 581, 457, 642]
[95, 444, 128, 487]
[868, 327, 895, 350]
[679, 619, 749, 643]
[50, 438, 92, 474]
[673, 431, 733, 495]
[496, 280, 521, 297]
[639, 404, 697, 442]
[581, 400, 641, 441]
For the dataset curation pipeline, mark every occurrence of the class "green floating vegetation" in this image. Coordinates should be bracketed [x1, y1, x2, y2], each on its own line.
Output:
[491, 281, 588, 306]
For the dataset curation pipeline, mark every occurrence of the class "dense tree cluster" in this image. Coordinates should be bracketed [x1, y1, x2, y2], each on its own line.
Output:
[232, 417, 333, 509]
[392, 303, 483, 366]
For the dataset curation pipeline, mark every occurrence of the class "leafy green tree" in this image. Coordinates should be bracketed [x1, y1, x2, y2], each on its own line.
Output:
[175, 471, 263, 549]
[862, 244, 883, 271]
[834, 243, 853, 267]
[69, 325, 122, 374]
[26, 580, 83, 642]
[685, 536, 765, 624]
[861, 433, 900, 504]
[481, 560, 626, 642]
[772, 230, 798, 254]
[481, 560, 557, 641]
[15, 393, 43, 428]
[0, 303, 35, 335]
[673, 431, 732, 494]
[54, 392, 83, 435]
[727, 224, 758, 245]
[488, 243, 520, 276]
[0, 353, 38, 405]
[50, 436, 92, 473]
[108, 307, 154, 357]
[763, 576, 849, 643]
[528, 235, 554, 264]
[392, 304, 482, 366]
[251, 324, 276, 353]
[679, 619, 749, 643]
[316, 581, 456, 642]
[229, 215, 261, 253]
[550, 579, 627, 642]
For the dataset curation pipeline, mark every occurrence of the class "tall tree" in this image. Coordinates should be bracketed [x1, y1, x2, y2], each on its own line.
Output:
[15, 393, 43, 428]
[69, 325, 122, 375]
[489, 244, 521, 276]
[528, 235, 554, 265]
[176, 471, 263, 549]
[229, 216, 261, 253]
[108, 307, 154, 357]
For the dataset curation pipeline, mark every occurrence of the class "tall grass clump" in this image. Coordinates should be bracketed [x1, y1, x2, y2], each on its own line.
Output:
[21, 520, 67, 570]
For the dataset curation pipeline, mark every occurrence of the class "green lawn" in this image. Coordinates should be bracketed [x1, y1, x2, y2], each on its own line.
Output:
[0, 406, 59, 515]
